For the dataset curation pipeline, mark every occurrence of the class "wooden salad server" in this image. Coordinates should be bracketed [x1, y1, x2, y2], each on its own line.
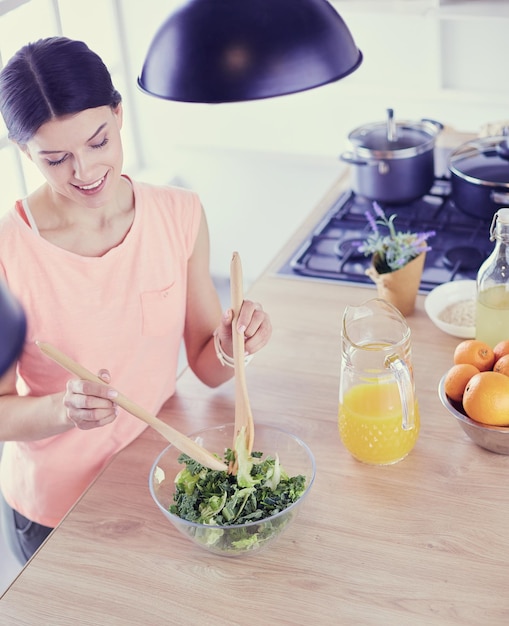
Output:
[36, 341, 227, 472]
[230, 251, 255, 471]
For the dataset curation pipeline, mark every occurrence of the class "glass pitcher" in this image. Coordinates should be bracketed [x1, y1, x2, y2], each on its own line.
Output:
[338, 298, 420, 465]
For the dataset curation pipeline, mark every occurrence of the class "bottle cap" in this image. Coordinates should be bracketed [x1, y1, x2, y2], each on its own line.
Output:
[497, 208, 509, 223]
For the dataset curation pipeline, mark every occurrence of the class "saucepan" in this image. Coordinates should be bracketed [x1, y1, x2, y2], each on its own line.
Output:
[340, 108, 443, 204]
[448, 134, 509, 219]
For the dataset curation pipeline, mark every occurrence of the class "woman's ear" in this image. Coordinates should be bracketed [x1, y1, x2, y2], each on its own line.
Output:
[113, 103, 123, 130]
[17, 142, 33, 162]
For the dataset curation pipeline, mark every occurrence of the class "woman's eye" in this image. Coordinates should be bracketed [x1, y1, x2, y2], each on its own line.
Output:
[91, 137, 109, 149]
[45, 137, 108, 166]
[47, 155, 68, 167]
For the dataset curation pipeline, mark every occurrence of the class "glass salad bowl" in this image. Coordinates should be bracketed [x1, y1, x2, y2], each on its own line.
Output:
[149, 422, 316, 557]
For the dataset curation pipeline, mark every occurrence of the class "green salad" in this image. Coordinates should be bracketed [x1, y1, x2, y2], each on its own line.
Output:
[169, 432, 307, 553]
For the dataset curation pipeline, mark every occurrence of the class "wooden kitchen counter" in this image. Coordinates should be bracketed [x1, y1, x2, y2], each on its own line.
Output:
[2, 132, 508, 625]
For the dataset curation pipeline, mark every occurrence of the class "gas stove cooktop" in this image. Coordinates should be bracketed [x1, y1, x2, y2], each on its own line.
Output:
[277, 177, 493, 292]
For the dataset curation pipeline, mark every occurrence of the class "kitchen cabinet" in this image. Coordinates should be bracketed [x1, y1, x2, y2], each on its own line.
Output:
[333, 0, 509, 102]
[334, 1, 509, 20]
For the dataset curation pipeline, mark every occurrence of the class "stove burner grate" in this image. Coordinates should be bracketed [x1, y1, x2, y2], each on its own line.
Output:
[443, 246, 485, 272]
[334, 237, 366, 261]
[277, 177, 493, 292]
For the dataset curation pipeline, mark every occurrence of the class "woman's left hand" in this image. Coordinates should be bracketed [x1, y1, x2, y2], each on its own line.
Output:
[216, 300, 271, 358]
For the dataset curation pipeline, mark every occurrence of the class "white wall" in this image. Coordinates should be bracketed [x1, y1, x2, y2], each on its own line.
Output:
[120, 1, 509, 282]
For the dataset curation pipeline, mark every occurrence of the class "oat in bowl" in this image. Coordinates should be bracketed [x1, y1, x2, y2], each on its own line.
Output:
[438, 299, 475, 327]
[425, 280, 476, 338]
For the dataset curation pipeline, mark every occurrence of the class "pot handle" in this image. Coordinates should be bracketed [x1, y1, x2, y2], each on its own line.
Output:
[476, 144, 509, 162]
[459, 142, 509, 163]
[421, 117, 444, 132]
[421, 118, 444, 131]
[339, 151, 369, 166]
[491, 190, 509, 204]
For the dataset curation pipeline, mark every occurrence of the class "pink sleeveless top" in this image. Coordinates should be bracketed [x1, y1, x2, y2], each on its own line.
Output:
[0, 180, 201, 527]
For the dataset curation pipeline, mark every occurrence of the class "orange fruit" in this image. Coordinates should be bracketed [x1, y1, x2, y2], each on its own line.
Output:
[443, 363, 480, 403]
[463, 371, 509, 426]
[494, 340, 509, 362]
[453, 339, 495, 372]
[494, 354, 509, 377]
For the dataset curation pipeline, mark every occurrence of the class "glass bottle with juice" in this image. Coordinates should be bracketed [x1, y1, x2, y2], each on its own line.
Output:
[338, 299, 420, 465]
[476, 208, 509, 347]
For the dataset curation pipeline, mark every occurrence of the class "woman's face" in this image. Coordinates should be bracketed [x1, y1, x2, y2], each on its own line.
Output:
[23, 104, 124, 209]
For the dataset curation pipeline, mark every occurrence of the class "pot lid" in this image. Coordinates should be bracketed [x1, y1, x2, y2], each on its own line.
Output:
[449, 136, 509, 186]
[347, 117, 442, 157]
[349, 124, 430, 151]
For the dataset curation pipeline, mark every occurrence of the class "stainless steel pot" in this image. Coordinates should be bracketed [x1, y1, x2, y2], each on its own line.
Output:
[449, 136, 509, 219]
[340, 109, 443, 204]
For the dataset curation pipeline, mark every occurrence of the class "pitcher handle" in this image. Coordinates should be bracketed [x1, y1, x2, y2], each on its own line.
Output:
[384, 354, 415, 431]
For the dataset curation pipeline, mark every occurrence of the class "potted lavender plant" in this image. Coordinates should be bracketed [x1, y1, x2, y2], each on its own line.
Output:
[358, 202, 435, 315]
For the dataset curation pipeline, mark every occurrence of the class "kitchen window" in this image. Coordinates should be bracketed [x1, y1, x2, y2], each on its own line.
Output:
[0, 0, 143, 218]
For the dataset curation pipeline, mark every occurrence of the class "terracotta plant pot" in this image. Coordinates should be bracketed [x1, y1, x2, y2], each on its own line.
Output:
[365, 252, 426, 316]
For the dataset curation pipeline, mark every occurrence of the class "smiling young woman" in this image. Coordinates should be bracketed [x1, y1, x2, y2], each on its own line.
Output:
[0, 36, 272, 564]
[22, 105, 134, 257]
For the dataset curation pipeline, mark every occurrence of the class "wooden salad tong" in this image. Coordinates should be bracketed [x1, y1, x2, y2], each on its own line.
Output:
[36, 341, 227, 472]
[229, 251, 255, 472]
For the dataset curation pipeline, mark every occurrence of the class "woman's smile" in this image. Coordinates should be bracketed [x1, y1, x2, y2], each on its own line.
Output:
[72, 173, 107, 195]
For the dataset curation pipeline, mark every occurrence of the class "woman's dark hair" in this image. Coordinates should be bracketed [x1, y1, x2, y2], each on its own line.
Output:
[0, 37, 122, 144]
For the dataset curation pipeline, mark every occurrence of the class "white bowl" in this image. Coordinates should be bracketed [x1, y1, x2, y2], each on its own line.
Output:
[424, 280, 476, 338]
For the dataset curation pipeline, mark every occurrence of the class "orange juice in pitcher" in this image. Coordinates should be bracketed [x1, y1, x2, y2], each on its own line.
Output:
[339, 381, 420, 465]
[338, 300, 420, 465]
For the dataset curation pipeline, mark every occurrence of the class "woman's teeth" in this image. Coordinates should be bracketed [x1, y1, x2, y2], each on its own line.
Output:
[78, 177, 104, 190]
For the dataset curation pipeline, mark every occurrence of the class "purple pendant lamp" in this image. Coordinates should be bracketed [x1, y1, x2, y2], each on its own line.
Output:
[0, 281, 26, 376]
[138, 0, 362, 104]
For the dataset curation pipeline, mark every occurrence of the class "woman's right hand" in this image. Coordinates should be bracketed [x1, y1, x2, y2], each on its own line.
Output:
[63, 369, 118, 430]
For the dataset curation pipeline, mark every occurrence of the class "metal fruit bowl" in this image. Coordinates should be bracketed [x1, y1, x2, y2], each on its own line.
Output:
[149, 423, 316, 556]
[438, 374, 509, 454]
